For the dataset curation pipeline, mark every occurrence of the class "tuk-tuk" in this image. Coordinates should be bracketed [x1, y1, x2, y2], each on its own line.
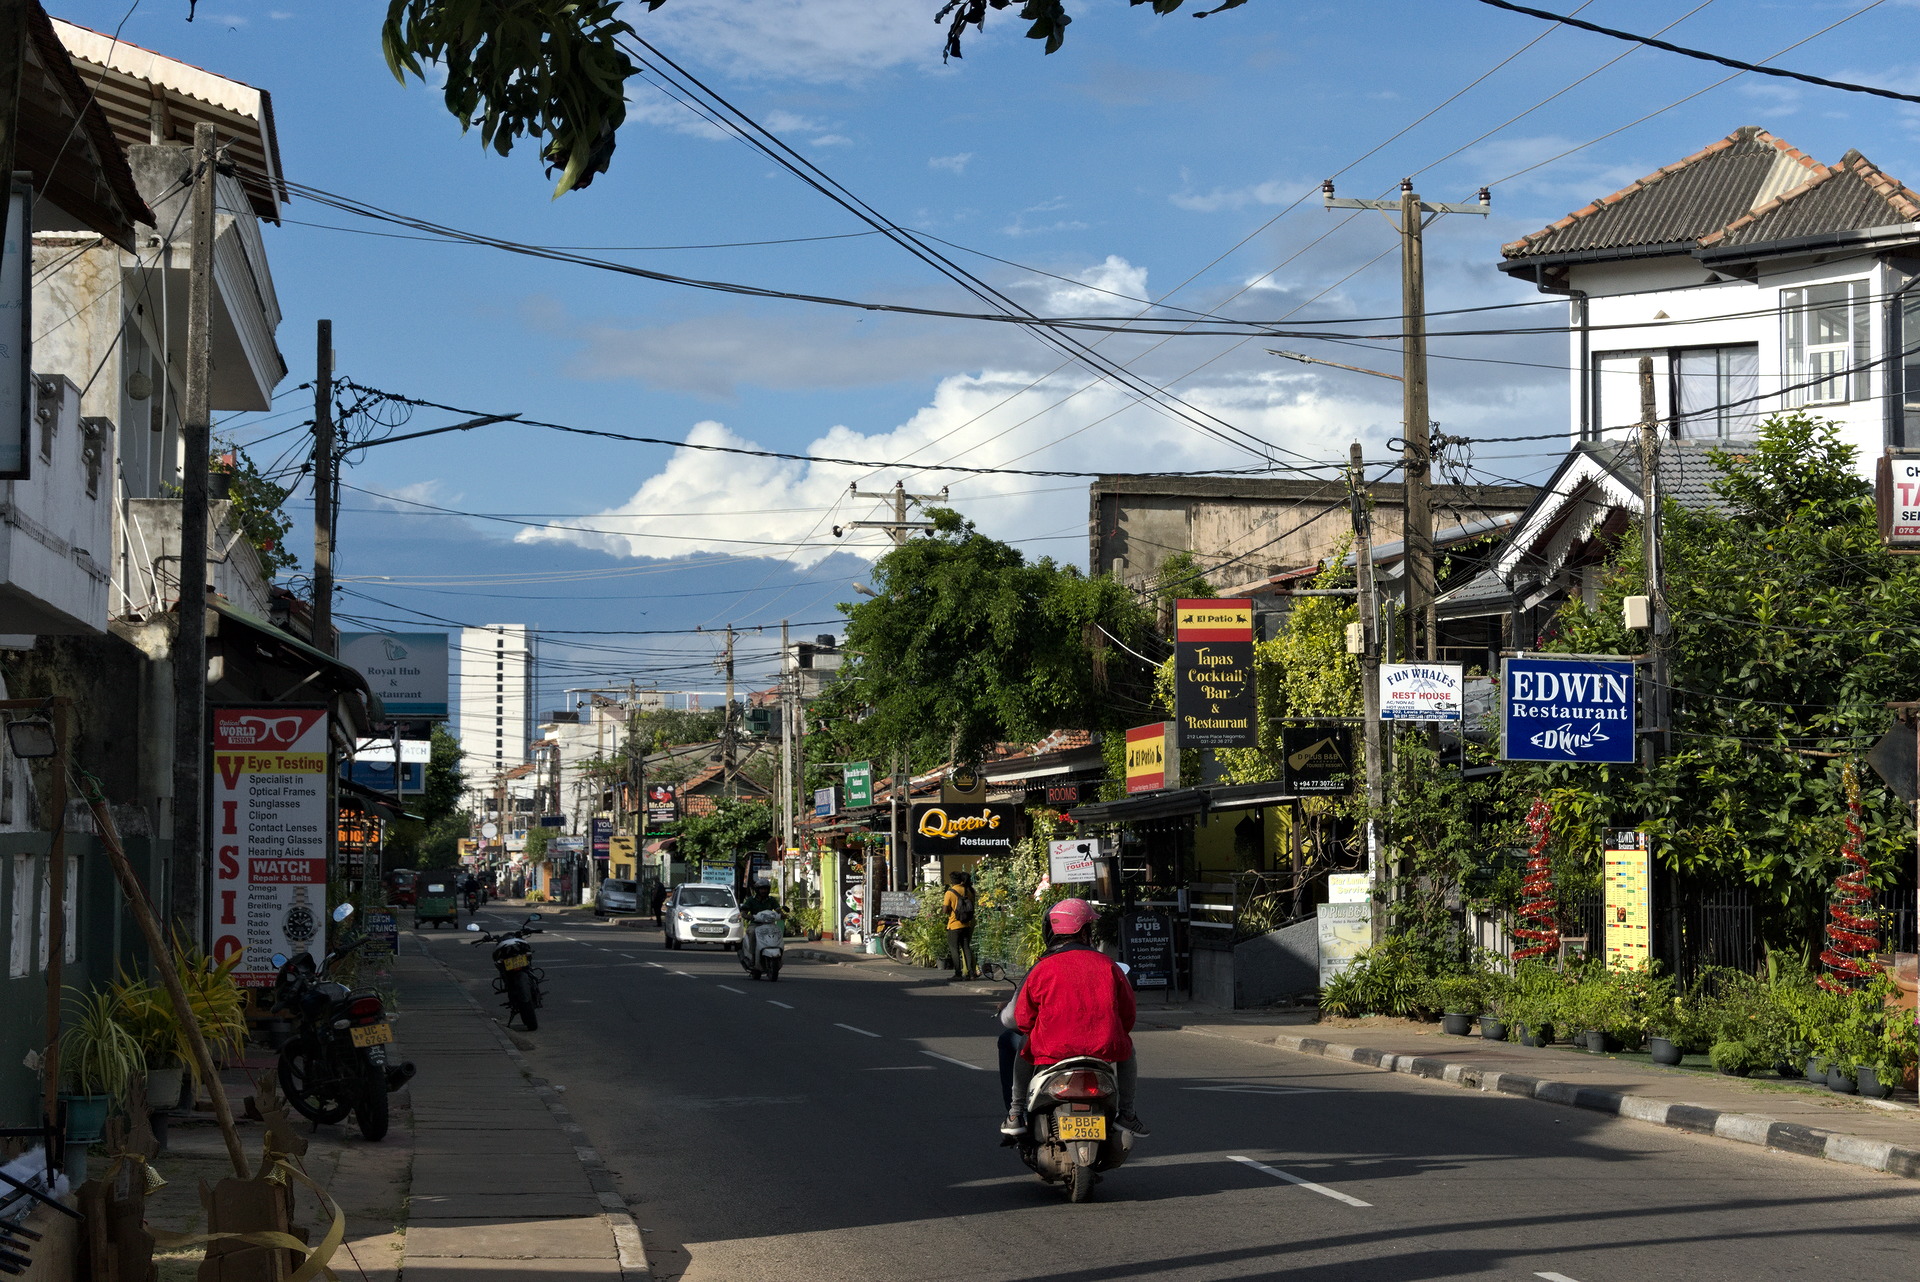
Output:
[414, 870, 460, 929]
[386, 867, 417, 907]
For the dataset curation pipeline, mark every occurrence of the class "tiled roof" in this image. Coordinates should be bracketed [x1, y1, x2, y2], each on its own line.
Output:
[1504, 127, 1820, 260]
[1701, 150, 1920, 249]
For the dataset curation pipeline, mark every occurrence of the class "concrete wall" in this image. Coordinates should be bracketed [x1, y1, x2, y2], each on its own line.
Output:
[1090, 477, 1538, 592]
[1190, 917, 1321, 1009]
[0, 377, 112, 638]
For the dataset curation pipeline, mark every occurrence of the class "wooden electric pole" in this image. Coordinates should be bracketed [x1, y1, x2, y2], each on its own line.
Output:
[838, 480, 946, 544]
[1324, 179, 1488, 659]
[171, 123, 217, 935]
[1350, 443, 1388, 943]
[1636, 355, 1669, 759]
[312, 319, 334, 651]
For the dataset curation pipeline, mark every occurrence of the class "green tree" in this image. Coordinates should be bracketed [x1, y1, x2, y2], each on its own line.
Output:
[210, 440, 297, 574]
[809, 508, 1154, 772]
[676, 797, 772, 866]
[383, 725, 470, 867]
[379, 2, 1250, 193]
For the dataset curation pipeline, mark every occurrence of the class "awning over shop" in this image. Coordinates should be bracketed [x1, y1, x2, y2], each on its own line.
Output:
[209, 598, 380, 733]
[338, 777, 418, 825]
[1067, 779, 1300, 826]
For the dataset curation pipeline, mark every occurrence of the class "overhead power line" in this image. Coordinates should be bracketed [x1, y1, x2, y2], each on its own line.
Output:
[1471, 0, 1916, 105]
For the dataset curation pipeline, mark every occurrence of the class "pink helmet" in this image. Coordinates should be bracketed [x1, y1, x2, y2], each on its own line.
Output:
[1047, 898, 1099, 935]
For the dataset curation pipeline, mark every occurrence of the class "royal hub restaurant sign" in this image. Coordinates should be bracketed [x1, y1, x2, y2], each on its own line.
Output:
[1502, 657, 1636, 764]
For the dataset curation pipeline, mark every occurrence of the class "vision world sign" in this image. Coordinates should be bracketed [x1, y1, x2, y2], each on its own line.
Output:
[1174, 598, 1257, 748]
[1501, 657, 1636, 765]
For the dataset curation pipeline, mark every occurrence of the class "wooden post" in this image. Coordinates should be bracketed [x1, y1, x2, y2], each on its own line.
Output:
[37, 700, 70, 1131]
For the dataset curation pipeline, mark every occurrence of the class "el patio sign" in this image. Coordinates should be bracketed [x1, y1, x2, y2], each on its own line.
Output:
[1501, 656, 1636, 764]
[1124, 721, 1178, 794]
[1379, 663, 1463, 722]
[1174, 598, 1257, 748]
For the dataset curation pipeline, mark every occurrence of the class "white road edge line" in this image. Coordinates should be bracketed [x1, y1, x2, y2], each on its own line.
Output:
[867, 1066, 935, 1071]
[921, 1050, 988, 1071]
[1535, 1274, 1582, 1282]
[716, 985, 745, 994]
[835, 1023, 881, 1038]
[1228, 1156, 1372, 1208]
[673, 971, 695, 978]
[768, 1000, 794, 1009]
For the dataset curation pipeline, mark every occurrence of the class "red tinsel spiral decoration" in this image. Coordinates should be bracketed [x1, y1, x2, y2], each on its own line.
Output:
[1512, 797, 1561, 961]
[1818, 763, 1880, 992]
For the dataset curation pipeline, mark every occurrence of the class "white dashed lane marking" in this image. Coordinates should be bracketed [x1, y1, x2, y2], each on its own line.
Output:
[768, 1001, 794, 1009]
[835, 1023, 881, 1038]
[921, 1050, 988, 1071]
[716, 985, 745, 994]
[1228, 1156, 1372, 1208]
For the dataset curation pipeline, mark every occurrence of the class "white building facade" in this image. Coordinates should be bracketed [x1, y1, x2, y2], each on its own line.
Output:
[458, 623, 537, 804]
[1501, 127, 1920, 468]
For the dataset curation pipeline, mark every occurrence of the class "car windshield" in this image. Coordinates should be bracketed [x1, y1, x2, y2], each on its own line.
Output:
[677, 887, 735, 908]
[606, 880, 635, 893]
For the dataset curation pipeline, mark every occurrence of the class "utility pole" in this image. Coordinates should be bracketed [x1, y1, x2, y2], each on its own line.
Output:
[836, 480, 947, 544]
[312, 319, 334, 651]
[1350, 443, 1388, 944]
[171, 122, 217, 937]
[719, 625, 737, 796]
[1637, 356, 1670, 759]
[1324, 179, 1488, 659]
[779, 619, 794, 851]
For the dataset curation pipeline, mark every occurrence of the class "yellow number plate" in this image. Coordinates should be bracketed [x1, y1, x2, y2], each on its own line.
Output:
[1056, 1115, 1106, 1141]
[503, 954, 529, 971]
[349, 1023, 392, 1048]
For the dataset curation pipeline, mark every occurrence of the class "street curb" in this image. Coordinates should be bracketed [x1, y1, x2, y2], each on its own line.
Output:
[787, 945, 879, 965]
[1265, 1031, 1920, 1181]
[413, 942, 654, 1279]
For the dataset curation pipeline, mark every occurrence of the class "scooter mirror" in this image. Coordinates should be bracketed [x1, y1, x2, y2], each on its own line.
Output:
[332, 903, 355, 922]
[465, 923, 482, 932]
[524, 914, 541, 922]
[270, 953, 288, 968]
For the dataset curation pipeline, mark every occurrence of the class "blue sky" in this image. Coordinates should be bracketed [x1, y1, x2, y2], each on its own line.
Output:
[53, 0, 1920, 715]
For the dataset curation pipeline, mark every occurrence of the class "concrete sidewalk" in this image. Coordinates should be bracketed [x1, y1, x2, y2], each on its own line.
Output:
[395, 939, 651, 1280]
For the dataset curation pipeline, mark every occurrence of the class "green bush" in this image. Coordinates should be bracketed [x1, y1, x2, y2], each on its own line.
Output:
[899, 884, 951, 968]
[1424, 973, 1485, 1015]
[1317, 934, 1434, 1017]
[1709, 1040, 1756, 1076]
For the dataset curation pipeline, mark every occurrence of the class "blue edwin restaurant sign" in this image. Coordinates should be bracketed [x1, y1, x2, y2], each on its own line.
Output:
[1502, 657, 1636, 764]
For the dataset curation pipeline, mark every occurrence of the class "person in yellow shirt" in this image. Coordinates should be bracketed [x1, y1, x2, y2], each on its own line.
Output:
[943, 870, 978, 982]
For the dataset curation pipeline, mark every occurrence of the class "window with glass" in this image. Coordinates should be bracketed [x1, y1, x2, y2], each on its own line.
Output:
[1901, 291, 1920, 448]
[1781, 280, 1870, 405]
[1590, 344, 1759, 439]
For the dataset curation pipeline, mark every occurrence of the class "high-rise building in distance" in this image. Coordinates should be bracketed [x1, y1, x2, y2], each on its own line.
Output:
[456, 624, 536, 807]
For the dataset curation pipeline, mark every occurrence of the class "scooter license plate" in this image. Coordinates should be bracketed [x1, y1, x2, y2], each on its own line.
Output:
[503, 954, 530, 971]
[349, 1023, 392, 1048]
[1056, 1115, 1106, 1141]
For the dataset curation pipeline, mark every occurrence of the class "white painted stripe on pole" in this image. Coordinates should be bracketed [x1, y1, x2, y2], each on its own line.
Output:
[835, 1023, 881, 1038]
[921, 1050, 988, 1071]
[768, 1000, 794, 1009]
[1535, 1273, 1583, 1282]
[1227, 1156, 1372, 1207]
[716, 985, 745, 994]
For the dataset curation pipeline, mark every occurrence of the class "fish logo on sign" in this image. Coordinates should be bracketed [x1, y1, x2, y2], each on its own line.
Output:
[1529, 723, 1612, 757]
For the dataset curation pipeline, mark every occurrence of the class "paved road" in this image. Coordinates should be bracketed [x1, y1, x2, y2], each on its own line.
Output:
[423, 910, 1920, 1281]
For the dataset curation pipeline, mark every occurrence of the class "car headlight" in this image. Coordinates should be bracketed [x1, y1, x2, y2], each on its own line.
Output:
[727, 913, 741, 925]
[677, 910, 693, 921]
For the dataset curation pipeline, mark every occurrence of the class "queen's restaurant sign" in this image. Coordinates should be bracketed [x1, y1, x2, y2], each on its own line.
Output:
[909, 803, 1022, 856]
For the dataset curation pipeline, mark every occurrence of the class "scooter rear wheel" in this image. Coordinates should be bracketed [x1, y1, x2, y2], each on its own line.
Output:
[1068, 1159, 1097, 1203]
[505, 969, 540, 1031]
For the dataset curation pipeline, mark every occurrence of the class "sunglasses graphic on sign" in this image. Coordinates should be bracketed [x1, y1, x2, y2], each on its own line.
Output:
[227, 714, 314, 749]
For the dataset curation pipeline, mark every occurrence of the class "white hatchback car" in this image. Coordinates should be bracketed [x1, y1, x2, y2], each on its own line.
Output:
[665, 884, 741, 949]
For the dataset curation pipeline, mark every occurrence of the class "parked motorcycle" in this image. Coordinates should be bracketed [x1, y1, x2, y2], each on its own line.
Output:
[737, 909, 785, 981]
[269, 903, 415, 1142]
[1012, 1057, 1134, 1202]
[467, 915, 545, 1030]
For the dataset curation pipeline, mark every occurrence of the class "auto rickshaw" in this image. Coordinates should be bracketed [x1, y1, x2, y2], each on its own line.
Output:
[413, 870, 460, 929]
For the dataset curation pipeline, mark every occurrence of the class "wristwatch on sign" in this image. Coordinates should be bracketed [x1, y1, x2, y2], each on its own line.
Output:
[284, 883, 318, 945]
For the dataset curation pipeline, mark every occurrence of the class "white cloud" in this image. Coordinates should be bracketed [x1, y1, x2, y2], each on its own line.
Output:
[929, 153, 974, 175]
[1002, 199, 1089, 237]
[1032, 255, 1150, 316]
[627, 96, 731, 140]
[511, 365, 1453, 568]
[1171, 178, 1308, 214]
[764, 109, 827, 134]
[809, 134, 854, 148]
[634, 0, 949, 83]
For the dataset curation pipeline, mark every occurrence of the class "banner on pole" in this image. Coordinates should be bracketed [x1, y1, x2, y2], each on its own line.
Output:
[1174, 598, 1257, 747]
[844, 761, 873, 808]
[1603, 830, 1652, 968]
[211, 707, 330, 987]
[1379, 663, 1463, 722]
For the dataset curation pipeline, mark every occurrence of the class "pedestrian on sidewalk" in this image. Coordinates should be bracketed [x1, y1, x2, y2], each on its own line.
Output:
[944, 871, 978, 981]
[651, 881, 667, 926]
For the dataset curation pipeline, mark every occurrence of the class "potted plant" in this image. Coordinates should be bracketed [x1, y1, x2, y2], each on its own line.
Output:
[1427, 975, 1482, 1037]
[1646, 997, 1688, 1067]
[58, 987, 144, 1177]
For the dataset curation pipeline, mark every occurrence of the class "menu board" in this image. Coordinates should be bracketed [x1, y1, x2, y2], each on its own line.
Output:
[1120, 910, 1173, 989]
[211, 707, 330, 986]
[1603, 830, 1652, 968]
